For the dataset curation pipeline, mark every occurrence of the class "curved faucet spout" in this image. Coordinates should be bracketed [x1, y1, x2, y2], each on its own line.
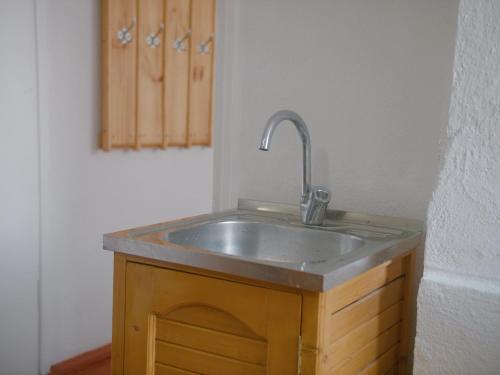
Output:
[258, 110, 331, 225]
[258, 110, 312, 200]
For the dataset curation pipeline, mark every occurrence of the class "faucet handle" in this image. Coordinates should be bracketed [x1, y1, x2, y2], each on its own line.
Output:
[301, 186, 331, 225]
[312, 186, 331, 204]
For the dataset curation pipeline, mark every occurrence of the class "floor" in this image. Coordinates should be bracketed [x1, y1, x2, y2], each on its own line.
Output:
[71, 359, 110, 375]
[48, 344, 111, 375]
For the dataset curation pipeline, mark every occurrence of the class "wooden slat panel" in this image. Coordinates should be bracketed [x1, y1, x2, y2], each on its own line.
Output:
[163, 305, 262, 339]
[155, 363, 199, 375]
[137, 0, 165, 148]
[124, 263, 301, 374]
[327, 302, 402, 368]
[398, 251, 416, 375]
[329, 277, 404, 343]
[156, 318, 267, 365]
[164, 0, 191, 146]
[155, 341, 266, 375]
[188, 0, 215, 146]
[330, 324, 401, 375]
[359, 345, 399, 375]
[102, 0, 137, 149]
[149, 269, 269, 338]
[327, 258, 403, 314]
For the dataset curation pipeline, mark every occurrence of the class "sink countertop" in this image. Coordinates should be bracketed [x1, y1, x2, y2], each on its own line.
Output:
[103, 199, 423, 291]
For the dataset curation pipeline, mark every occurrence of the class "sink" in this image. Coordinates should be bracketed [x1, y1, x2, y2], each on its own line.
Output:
[166, 219, 365, 264]
[104, 199, 422, 291]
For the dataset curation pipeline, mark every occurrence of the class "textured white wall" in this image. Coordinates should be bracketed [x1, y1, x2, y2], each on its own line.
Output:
[36, 0, 213, 372]
[414, 0, 500, 373]
[215, 0, 458, 222]
[0, 1, 40, 373]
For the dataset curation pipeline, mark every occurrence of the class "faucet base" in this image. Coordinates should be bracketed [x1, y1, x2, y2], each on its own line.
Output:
[301, 186, 331, 225]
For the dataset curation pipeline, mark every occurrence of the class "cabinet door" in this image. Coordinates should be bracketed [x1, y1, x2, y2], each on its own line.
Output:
[123, 263, 302, 375]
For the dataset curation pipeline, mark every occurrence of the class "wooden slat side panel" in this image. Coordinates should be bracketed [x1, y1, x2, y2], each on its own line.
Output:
[327, 258, 404, 314]
[164, 0, 191, 146]
[137, 0, 165, 148]
[359, 345, 399, 375]
[188, 0, 215, 146]
[398, 251, 417, 375]
[330, 324, 401, 375]
[156, 363, 200, 375]
[328, 277, 404, 343]
[156, 318, 267, 365]
[327, 302, 402, 368]
[155, 341, 266, 375]
[103, 0, 138, 148]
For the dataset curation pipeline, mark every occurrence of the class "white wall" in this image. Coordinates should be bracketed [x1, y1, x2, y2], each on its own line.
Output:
[0, 1, 40, 374]
[215, 0, 458, 222]
[35, 0, 213, 373]
[414, 0, 500, 373]
[5, 0, 497, 373]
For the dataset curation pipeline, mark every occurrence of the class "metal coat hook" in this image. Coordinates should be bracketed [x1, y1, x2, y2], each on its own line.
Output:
[197, 35, 214, 55]
[146, 23, 165, 48]
[172, 29, 192, 52]
[117, 17, 136, 45]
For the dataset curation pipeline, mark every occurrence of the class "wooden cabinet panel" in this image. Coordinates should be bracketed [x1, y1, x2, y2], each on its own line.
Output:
[137, 0, 165, 148]
[358, 345, 399, 375]
[327, 302, 402, 368]
[111, 251, 416, 375]
[155, 340, 266, 375]
[155, 318, 268, 365]
[327, 277, 404, 343]
[326, 258, 403, 315]
[101, 0, 138, 150]
[123, 263, 301, 374]
[155, 363, 198, 375]
[188, 0, 215, 146]
[329, 325, 400, 375]
[299, 253, 413, 375]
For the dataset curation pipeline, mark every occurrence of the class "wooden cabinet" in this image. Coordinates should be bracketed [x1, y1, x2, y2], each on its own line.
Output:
[112, 251, 415, 375]
[101, 0, 215, 150]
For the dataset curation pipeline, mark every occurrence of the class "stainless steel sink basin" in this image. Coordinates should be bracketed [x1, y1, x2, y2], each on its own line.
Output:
[166, 220, 365, 264]
[103, 199, 422, 291]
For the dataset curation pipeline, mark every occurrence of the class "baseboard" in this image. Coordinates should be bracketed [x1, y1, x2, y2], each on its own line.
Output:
[48, 343, 111, 375]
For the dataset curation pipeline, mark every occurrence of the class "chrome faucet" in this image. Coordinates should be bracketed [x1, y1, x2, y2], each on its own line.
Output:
[259, 110, 331, 225]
